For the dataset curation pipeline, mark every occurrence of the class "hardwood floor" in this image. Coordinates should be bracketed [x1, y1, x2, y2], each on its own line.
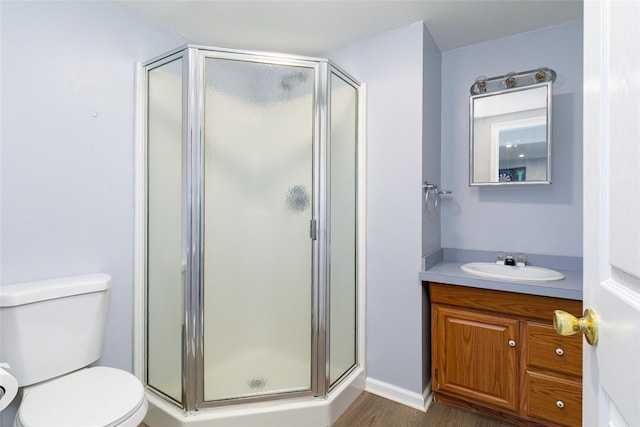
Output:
[333, 392, 516, 427]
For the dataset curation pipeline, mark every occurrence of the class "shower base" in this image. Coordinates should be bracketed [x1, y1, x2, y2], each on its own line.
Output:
[143, 366, 365, 427]
[205, 347, 310, 400]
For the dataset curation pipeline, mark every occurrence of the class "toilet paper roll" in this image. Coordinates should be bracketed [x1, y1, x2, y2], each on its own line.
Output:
[0, 363, 19, 412]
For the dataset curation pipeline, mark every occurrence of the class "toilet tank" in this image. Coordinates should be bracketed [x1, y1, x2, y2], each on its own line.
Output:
[0, 274, 111, 386]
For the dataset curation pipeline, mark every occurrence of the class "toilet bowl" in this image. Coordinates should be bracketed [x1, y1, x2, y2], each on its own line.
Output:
[15, 367, 147, 427]
[0, 274, 148, 427]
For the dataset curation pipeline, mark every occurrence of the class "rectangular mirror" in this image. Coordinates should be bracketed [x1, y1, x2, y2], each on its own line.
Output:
[470, 82, 552, 186]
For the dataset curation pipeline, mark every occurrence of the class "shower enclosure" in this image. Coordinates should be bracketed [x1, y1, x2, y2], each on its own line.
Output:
[139, 45, 362, 417]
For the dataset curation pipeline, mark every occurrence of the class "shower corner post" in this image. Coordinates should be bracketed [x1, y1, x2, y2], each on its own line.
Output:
[182, 46, 205, 413]
[133, 60, 148, 384]
[313, 60, 331, 398]
[356, 82, 367, 375]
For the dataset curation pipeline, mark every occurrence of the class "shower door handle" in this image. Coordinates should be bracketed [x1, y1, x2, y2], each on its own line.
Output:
[310, 219, 317, 240]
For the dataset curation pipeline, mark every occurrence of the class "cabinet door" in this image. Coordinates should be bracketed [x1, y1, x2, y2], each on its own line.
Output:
[433, 305, 519, 411]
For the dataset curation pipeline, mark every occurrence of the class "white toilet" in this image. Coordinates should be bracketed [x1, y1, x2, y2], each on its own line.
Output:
[0, 274, 147, 427]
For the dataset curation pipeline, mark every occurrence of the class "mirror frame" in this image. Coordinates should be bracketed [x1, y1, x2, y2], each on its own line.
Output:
[469, 81, 553, 186]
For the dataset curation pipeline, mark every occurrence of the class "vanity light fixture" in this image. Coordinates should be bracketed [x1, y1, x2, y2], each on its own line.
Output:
[470, 67, 556, 95]
[473, 75, 488, 92]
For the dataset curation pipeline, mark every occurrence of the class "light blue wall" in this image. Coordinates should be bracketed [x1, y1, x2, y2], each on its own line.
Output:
[440, 21, 583, 257]
[327, 21, 441, 395]
[0, 0, 188, 377]
[422, 27, 443, 258]
[420, 24, 442, 390]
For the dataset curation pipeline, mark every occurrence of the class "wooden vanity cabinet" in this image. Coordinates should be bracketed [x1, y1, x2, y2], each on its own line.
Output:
[433, 306, 519, 412]
[430, 282, 583, 427]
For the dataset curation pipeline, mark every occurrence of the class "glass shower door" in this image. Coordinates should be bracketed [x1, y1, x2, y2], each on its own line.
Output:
[202, 57, 315, 401]
[146, 56, 184, 404]
[328, 71, 358, 386]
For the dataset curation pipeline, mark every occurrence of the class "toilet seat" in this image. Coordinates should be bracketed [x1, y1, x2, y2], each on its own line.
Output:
[15, 366, 147, 427]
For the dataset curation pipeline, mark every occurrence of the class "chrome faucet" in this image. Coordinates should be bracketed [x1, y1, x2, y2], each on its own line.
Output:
[496, 251, 526, 267]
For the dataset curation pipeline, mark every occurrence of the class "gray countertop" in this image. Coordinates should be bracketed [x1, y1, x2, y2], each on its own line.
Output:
[419, 249, 583, 301]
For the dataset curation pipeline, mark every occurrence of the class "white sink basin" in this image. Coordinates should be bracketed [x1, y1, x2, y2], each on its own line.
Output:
[460, 262, 565, 282]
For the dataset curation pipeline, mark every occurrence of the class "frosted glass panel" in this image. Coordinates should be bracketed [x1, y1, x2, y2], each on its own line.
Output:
[146, 58, 183, 403]
[202, 58, 314, 401]
[329, 73, 358, 385]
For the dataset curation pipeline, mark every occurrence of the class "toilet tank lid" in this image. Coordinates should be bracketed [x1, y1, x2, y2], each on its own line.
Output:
[0, 273, 111, 307]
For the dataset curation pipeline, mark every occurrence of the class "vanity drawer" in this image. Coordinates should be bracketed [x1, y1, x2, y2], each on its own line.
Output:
[524, 370, 581, 427]
[525, 322, 582, 376]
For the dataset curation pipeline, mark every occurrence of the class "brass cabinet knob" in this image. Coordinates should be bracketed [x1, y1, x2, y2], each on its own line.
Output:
[553, 308, 599, 345]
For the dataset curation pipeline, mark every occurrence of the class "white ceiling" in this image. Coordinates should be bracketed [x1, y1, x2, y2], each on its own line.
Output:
[119, 0, 583, 55]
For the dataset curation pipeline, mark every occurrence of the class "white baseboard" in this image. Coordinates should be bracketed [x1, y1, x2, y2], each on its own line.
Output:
[423, 382, 434, 412]
[365, 377, 432, 412]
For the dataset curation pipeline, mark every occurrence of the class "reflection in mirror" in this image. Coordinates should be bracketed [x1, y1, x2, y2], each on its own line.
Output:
[470, 81, 553, 186]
